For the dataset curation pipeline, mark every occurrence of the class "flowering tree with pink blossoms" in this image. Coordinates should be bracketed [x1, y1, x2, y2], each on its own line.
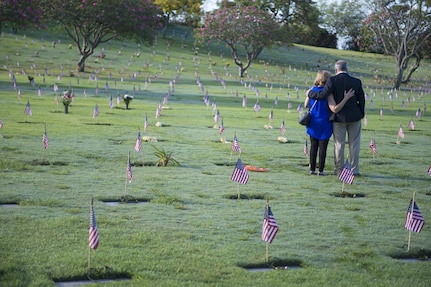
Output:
[0, 0, 43, 32]
[40, 0, 162, 72]
[197, 6, 280, 78]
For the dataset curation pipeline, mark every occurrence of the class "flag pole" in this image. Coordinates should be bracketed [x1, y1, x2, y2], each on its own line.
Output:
[265, 198, 269, 263]
[341, 181, 345, 194]
[124, 151, 130, 198]
[407, 191, 416, 252]
[237, 183, 240, 200]
[266, 242, 269, 264]
[88, 198, 93, 272]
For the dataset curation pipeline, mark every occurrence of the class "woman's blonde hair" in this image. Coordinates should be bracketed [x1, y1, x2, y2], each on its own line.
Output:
[314, 70, 331, 86]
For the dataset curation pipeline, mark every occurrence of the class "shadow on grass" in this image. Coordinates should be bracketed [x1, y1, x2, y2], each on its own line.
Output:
[132, 161, 156, 167]
[389, 248, 431, 261]
[0, 201, 19, 207]
[99, 195, 150, 204]
[223, 194, 266, 200]
[214, 162, 236, 167]
[239, 257, 303, 272]
[53, 266, 131, 286]
[30, 159, 69, 166]
[329, 192, 366, 198]
[83, 123, 112, 126]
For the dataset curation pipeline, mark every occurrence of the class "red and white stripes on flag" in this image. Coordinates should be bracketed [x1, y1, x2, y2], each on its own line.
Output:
[144, 114, 149, 131]
[262, 204, 279, 243]
[369, 138, 377, 154]
[43, 125, 48, 150]
[405, 199, 425, 233]
[428, 165, 431, 176]
[303, 140, 308, 156]
[338, 160, 355, 184]
[93, 104, 100, 118]
[219, 119, 225, 135]
[398, 124, 404, 139]
[231, 158, 249, 185]
[280, 119, 285, 135]
[0, 119, 3, 128]
[127, 152, 133, 183]
[25, 101, 32, 116]
[89, 201, 99, 250]
[134, 130, 141, 152]
[231, 133, 241, 154]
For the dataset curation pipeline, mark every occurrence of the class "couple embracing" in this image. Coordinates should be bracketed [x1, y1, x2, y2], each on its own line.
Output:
[305, 60, 365, 176]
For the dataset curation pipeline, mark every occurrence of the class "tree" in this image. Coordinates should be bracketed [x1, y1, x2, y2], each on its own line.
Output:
[234, 0, 322, 45]
[155, 0, 202, 36]
[318, 0, 368, 50]
[40, 0, 162, 72]
[360, 0, 431, 89]
[197, 6, 280, 77]
[0, 0, 43, 32]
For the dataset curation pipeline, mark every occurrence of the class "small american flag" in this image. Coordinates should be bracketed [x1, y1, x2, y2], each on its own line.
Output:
[155, 105, 161, 118]
[38, 86, 42, 97]
[253, 101, 261, 112]
[242, 95, 247, 108]
[219, 119, 225, 135]
[93, 104, 100, 118]
[262, 204, 279, 243]
[303, 140, 308, 156]
[144, 114, 149, 131]
[231, 134, 241, 154]
[339, 160, 355, 184]
[297, 103, 303, 114]
[231, 158, 249, 185]
[109, 96, 114, 109]
[416, 108, 421, 119]
[214, 110, 220, 124]
[408, 119, 415, 130]
[398, 124, 405, 139]
[127, 152, 133, 183]
[405, 199, 424, 233]
[134, 129, 141, 152]
[25, 101, 32, 116]
[369, 138, 377, 154]
[0, 119, 3, 128]
[89, 200, 99, 250]
[280, 119, 285, 135]
[42, 125, 48, 150]
[428, 165, 431, 176]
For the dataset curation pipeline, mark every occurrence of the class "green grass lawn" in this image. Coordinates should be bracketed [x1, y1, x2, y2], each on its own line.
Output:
[0, 25, 430, 286]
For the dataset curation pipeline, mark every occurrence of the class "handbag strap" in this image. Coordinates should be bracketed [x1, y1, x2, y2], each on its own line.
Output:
[309, 100, 317, 112]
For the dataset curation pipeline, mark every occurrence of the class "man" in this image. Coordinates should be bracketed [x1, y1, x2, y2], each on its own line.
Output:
[307, 60, 365, 176]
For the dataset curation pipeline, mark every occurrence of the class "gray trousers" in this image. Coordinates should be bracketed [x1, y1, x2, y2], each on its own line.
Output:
[332, 120, 361, 175]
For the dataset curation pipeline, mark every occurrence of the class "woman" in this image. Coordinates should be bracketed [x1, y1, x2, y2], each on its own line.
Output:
[305, 70, 355, 175]
[304, 70, 333, 176]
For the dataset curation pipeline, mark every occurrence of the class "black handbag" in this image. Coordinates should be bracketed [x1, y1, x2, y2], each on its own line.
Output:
[298, 100, 317, 126]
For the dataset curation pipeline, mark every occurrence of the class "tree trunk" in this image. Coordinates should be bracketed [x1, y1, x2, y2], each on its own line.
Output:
[393, 68, 404, 90]
[64, 104, 69, 114]
[77, 53, 91, 72]
[402, 53, 422, 85]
